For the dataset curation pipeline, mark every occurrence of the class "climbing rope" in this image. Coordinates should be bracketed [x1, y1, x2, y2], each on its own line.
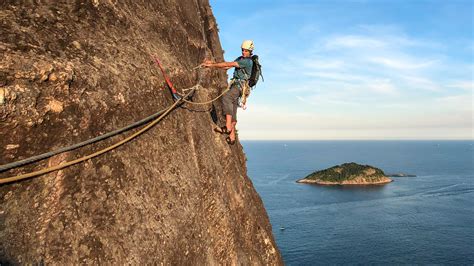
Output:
[181, 83, 231, 106]
[0, 90, 194, 185]
[1, 105, 174, 173]
[1, 18, 228, 184]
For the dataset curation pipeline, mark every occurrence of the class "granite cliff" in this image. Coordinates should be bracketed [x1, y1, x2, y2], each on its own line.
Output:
[0, 1, 282, 264]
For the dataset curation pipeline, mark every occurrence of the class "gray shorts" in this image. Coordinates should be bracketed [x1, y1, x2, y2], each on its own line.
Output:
[222, 83, 241, 122]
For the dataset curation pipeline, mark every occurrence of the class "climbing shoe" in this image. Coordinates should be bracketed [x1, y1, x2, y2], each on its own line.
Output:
[214, 126, 231, 135]
[226, 136, 236, 145]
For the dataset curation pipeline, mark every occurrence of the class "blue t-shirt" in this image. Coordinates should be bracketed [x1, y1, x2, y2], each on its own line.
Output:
[233, 56, 253, 80]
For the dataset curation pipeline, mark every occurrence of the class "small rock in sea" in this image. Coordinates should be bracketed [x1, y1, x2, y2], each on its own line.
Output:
[387, 173, 416, 177]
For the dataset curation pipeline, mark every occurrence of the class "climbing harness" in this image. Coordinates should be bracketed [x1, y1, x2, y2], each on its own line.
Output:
[237, 54, 264, 110]
[238, 80, 251, 110]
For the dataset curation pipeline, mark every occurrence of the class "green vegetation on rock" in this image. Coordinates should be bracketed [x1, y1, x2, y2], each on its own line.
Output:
[298, 162, 392, 185]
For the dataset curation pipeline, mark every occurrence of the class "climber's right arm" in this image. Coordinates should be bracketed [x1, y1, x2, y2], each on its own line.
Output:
[201, 60, 239, 69]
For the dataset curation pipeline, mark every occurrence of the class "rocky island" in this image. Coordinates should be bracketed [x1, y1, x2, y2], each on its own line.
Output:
[297, 162, 392, 185]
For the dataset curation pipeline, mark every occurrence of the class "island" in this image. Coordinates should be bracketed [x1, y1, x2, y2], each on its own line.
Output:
[297, 162, 393, 185]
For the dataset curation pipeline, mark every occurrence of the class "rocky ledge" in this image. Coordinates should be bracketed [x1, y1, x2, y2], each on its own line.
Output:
[297, 162, 392, 185]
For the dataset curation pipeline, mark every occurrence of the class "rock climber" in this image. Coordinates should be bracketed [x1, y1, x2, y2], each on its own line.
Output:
[200, 40, 254, 145]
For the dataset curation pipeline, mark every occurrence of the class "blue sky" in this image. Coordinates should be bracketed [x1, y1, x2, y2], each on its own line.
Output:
[208, 0, 473, 140]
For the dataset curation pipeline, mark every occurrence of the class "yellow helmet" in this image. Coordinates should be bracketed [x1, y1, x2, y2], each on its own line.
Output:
[241, 40, 255, 51]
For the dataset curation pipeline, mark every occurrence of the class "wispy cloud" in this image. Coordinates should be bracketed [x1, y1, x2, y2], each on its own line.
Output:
[302, 73, 399, 95]
[302, 71, 366, 82]
[324, 35, 387, 49]
[321, 31, 440, 52]
[399, 75, 443, 91]
[365, 79, 398, 94]
[368, 57, 438, 70]
[301, 59, 345, 70]
[295, 95, 361, 107]
[279, 29, 447, 99]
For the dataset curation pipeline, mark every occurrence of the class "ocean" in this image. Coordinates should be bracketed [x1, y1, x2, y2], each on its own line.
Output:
[242, 141, 474, 265]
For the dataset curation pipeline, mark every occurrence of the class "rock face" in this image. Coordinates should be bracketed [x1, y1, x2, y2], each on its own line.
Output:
[0, 1, 282, 264]
[297, 162, 392, 185]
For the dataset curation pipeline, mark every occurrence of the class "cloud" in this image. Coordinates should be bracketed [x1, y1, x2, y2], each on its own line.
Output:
[295, 95, 360, 107]
[280, 30, 443, 98]
[301, 59, 345, 70]
[302, 71, 366, 82]
[365, 79, 398, 94]
[297, 71, 399, 96]
[368, 57, 438, 70]
[324, 25, 442, 49]
[321, 32, 439, 52]
[244, 24, 446, 101]
[324, 35, 387, 49]
[399, 75, 443, 91]
[315, 33, 442, 74]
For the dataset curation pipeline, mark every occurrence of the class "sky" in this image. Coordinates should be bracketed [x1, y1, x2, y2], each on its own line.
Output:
[208, 0, 473, 140]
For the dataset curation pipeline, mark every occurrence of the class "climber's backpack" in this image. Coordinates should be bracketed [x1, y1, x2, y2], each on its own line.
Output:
[248, 55, 263, 88]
